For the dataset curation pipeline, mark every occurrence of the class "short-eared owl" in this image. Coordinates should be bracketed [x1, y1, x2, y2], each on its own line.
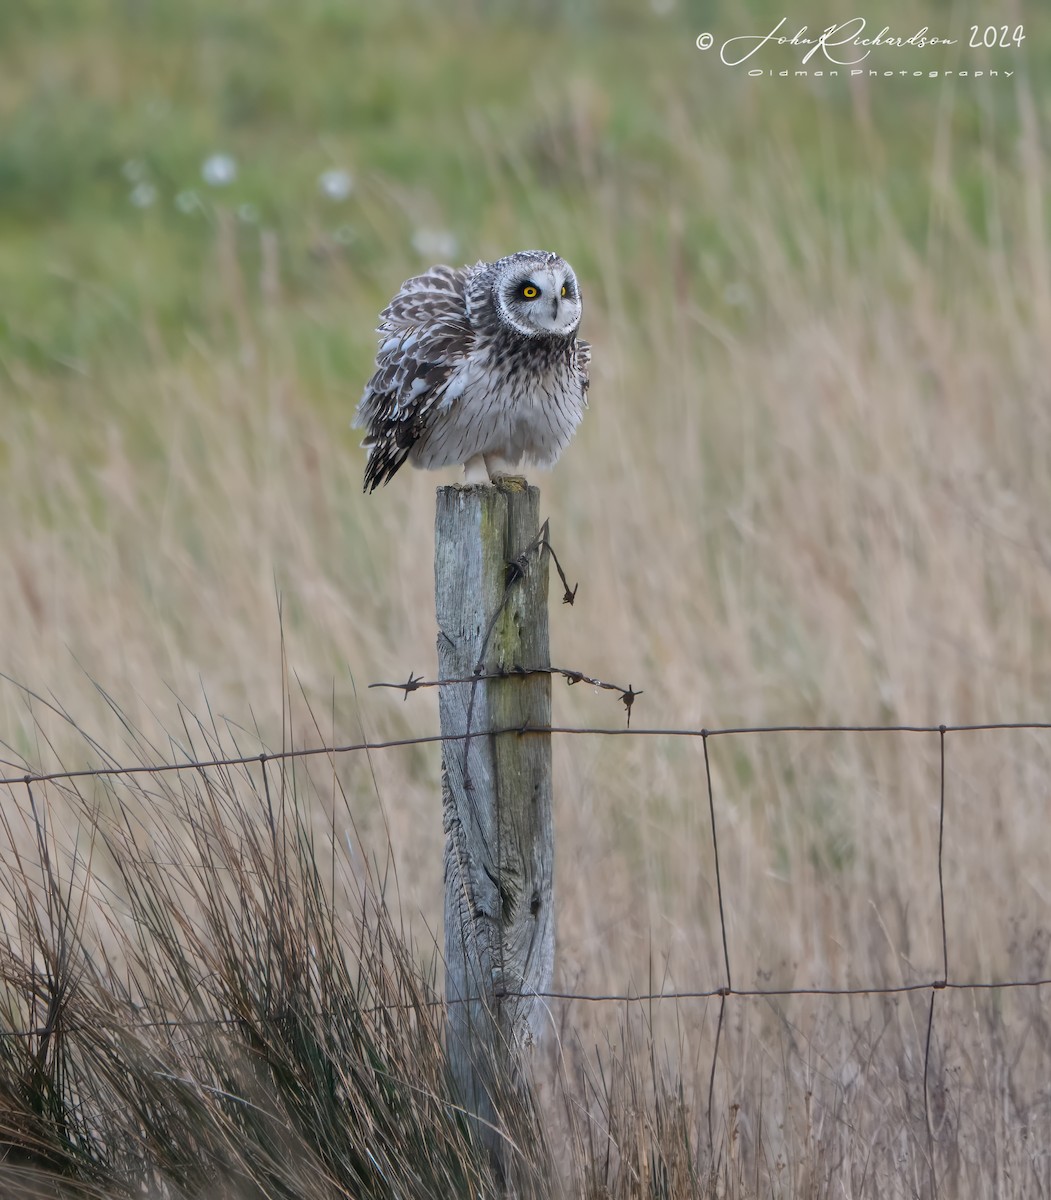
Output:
[353, 250, 590, 491]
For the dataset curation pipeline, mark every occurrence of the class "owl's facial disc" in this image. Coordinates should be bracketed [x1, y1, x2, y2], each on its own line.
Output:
[499, 265, 582, 338]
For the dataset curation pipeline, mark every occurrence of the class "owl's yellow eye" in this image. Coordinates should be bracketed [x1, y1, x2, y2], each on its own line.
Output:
[560, 284, 567, 297]
[521, 284, 538, 299]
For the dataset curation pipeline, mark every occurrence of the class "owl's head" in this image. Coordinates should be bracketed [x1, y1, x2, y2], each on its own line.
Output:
[491, 250, 582, 339]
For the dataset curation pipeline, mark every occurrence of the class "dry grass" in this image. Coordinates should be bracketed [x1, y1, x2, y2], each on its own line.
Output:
[3, 80, 1051, 1196]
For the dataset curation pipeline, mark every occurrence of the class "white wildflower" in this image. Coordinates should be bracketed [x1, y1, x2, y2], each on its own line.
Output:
[318, 168, 354, 202]
[201, 153, 237, 187]
[129, 181, 157, 208]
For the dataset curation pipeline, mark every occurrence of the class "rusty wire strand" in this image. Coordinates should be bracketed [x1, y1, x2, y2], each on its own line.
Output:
[3, 976, 1047, 1043]
[5, 720, 1051, 788]
[703, 733, 731, 992]
[923, 989, 939, 1197]
[937, 725, 949, 983]
[370, 664, 642, 723]
[539, 531, 578, 605]
[708, 993, 725, 1158]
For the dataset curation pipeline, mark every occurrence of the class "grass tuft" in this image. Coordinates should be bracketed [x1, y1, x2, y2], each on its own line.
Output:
[0, 703, 504, 1198]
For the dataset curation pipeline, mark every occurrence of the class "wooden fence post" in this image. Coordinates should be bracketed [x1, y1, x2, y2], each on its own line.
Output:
[435, 479, 554, 1155]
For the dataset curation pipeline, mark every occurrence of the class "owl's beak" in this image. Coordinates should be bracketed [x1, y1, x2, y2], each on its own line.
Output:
[549, 298, 560, 322]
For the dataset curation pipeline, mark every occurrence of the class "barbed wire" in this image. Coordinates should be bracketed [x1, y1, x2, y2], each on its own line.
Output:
[369, 665, 643, 722]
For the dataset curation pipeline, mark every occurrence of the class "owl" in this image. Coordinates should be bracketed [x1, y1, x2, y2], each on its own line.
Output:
[353, 250, 590, 491]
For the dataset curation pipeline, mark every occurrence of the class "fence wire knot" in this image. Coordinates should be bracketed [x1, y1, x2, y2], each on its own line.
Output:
[397, 672, 425, 699]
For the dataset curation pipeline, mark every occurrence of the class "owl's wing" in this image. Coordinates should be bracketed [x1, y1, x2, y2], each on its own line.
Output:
[574, 338, 591, 407]
[354, 265, 475, 492]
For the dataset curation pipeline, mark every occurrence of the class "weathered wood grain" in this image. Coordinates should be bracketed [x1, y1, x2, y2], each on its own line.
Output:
[435, 480, 554, 1152]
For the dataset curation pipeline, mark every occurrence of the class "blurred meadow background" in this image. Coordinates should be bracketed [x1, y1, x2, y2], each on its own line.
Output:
[2, 0, 1051, 1195]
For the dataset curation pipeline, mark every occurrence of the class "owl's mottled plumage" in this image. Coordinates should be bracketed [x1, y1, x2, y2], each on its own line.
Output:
[353, 250, 590, 491]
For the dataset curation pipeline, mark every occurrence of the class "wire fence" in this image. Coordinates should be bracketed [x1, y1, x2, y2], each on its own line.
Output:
[3, 689, 1051, 1187]
[4, 728, 1051, 983]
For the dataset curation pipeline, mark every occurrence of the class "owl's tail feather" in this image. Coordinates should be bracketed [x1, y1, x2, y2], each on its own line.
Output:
[361, 438, 411, 492]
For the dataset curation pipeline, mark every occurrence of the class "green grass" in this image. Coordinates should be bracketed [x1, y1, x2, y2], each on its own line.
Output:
[2, 0, 1041, 374]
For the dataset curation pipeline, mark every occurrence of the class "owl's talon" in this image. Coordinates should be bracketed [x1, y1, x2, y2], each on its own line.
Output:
[493, 475, 528, 493]
[462, 455, 489, 485]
